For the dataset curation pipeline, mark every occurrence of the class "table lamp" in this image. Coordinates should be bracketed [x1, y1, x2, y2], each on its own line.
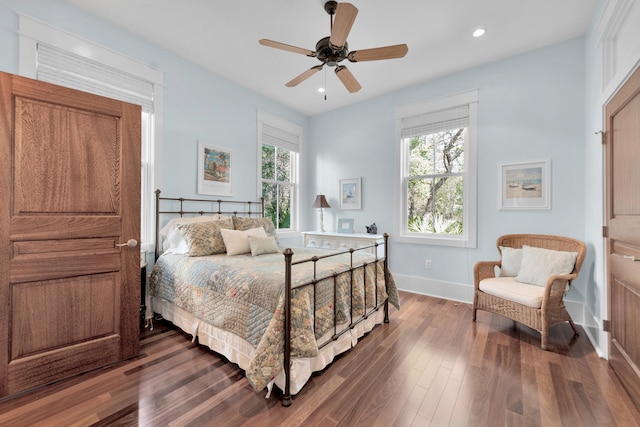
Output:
[312, 194, 331, 232]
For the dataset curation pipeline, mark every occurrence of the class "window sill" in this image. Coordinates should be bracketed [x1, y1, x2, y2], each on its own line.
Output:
[395, 233, 476, 248]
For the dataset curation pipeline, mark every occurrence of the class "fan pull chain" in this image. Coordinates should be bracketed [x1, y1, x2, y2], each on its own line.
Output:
[324, 66, 327, 100]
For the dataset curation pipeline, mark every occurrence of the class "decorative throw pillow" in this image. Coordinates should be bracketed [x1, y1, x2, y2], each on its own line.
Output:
[159, 215, 228, 253]
[220, 227, 267, 256]
[176, 218, 233, 256]
[248, 235, 280, 256]
[499, 246, 523, 277]
[515, 245, 578, 286]
[232, 217, 277, 238]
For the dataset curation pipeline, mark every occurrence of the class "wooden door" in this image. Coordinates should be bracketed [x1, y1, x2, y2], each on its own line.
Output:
[0, 71, 141, 397]
[606, 65, 640, 410]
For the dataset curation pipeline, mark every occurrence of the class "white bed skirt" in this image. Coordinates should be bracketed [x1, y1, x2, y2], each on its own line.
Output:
[150, 296, 385, 396]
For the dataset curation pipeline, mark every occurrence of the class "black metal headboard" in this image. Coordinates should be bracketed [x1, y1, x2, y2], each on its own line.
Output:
[154, 189, 264, 259]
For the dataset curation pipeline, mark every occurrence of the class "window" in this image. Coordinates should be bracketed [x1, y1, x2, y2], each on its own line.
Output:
[257, 111, 302, 234]
[19, 15, 163, 252]
[395, 90, 478, 247]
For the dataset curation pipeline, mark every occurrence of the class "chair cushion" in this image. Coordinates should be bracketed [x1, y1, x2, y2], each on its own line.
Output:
[479, 277, 545, 308]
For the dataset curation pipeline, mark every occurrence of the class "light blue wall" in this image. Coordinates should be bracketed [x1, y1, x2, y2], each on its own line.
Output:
[0, 0, 309, 204]
[308, 38, 587, 303]
[0, 0, 618, 353]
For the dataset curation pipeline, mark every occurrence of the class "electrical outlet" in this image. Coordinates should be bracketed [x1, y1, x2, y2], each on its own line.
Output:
[424, 259, 432, 269]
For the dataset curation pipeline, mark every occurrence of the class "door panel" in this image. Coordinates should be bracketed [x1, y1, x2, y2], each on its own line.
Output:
[606, 65, 640, 410]
[0, 71, 140, 397]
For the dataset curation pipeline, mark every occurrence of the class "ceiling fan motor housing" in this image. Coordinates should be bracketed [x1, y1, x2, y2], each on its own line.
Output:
[316, 36, 348, 66]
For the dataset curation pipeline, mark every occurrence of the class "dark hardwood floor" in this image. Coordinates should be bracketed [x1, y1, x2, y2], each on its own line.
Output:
[1, 291, 639, 426]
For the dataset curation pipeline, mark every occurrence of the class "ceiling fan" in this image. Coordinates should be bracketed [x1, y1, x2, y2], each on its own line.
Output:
[259, 1, 408, 93]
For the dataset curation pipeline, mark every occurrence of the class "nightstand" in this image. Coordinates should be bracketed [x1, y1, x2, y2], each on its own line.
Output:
[302, 231, 385, 257]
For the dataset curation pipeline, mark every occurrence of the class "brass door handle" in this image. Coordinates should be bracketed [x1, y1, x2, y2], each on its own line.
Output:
[116, 239, 138, 248]
[623, 255, 639, 262]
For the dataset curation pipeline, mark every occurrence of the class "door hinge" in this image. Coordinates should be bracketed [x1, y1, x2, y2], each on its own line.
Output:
[602, 226, 608, 238]
[603, 319, 611, 332]
[595, 130, 605, 144]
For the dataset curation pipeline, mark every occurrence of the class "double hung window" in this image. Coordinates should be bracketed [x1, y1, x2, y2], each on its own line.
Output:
[395, 90, 478, 247]
[257, 111, 302, 234]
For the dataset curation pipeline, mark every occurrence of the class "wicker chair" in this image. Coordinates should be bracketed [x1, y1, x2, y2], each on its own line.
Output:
[472, 234, 587, 350]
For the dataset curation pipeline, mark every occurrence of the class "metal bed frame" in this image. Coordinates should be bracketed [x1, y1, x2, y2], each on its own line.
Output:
[153, 190, 390, 406]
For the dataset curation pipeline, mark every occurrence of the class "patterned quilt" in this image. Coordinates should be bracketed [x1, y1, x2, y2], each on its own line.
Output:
[149, 246, 399, 392]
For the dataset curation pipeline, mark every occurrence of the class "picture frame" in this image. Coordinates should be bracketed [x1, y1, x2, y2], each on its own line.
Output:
[197, 141, 232, 196]
[337, 218, 355, 234]
[499, 159, 550, 210]
[339, 177, 362, 209]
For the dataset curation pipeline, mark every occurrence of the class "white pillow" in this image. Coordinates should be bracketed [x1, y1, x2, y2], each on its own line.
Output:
[248, 235, 280, 256]
[220, 227, 267, 255]
[499, 246, 522, 277]
[159, 215, 227, 253]
[515, 245, 578, 287]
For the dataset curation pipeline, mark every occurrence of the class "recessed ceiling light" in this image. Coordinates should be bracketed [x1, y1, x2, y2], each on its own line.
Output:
[318, 87, 325, 93]
[473, 28, 486, 38]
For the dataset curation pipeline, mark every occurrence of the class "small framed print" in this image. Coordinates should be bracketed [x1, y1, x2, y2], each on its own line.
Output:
[197, 141, 232, 196]
[337, 218, 355, 234]
[499, 159, 550, 210]
[339, 177, 361, 210]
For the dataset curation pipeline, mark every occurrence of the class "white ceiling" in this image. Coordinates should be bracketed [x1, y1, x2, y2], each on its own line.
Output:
[64, 0, 598, 117]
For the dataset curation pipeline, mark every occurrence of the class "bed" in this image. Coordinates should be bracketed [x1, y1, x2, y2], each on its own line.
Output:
[148, 190, 399, 406]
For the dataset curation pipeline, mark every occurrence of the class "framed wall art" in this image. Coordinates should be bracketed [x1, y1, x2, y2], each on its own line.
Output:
[339, 177, 361, 210]
[197, 141, 232, 196]
[499, 159, 550, 210]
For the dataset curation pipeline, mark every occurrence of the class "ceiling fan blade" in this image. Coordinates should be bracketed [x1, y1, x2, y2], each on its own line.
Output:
[347, 44, 409, 62]
[259, 39, 316, 57]
[285, 65, 323, 87]
[329, 3, 358, 49]
[334, 65, 361, 93]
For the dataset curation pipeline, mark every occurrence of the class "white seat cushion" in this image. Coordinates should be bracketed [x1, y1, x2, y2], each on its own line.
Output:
[479, 277, 544, 308]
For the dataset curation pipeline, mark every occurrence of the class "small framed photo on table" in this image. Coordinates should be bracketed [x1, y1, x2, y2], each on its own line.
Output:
[337, 218, 354, 234]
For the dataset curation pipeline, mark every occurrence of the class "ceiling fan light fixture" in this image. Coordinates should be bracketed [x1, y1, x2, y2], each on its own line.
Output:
[473, 28, 486, 38]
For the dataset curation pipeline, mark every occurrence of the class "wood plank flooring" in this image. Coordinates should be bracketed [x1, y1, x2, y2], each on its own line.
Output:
[1, 291, 639, 426]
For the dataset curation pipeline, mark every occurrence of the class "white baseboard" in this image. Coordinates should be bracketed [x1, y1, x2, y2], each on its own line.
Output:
[394, 273, 606, 356]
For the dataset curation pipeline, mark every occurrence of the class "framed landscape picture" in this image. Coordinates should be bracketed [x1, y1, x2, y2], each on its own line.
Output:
[339, 177, 361, 210]
[499, 159, 550, 210]
[197, 141, 232, 196]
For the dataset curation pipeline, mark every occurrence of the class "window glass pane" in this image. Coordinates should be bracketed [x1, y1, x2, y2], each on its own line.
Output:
[262, 181, 292, 230]
[408, 135, 433, 176]
[262, 144, 275, 180]
[262, 181, 277, 224]
[407, 175, 463, 235]
[432, 176, 463, 235]
[276, 147, 291, 182]
[434, 129, 465, 174]
[407, 177, 433, 232]
[277, 184, 291, 229]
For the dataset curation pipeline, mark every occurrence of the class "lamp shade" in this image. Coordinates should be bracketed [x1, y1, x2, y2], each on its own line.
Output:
[312, 194, 331, 208]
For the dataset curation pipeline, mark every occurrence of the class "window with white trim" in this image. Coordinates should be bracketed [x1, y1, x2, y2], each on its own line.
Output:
[395, 90, 478, 247]
[19, 15, 163, 252]
[257, 111, 302, 234]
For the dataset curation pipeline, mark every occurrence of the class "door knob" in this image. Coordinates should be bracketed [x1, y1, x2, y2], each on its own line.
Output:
[116, 239, 138, 248]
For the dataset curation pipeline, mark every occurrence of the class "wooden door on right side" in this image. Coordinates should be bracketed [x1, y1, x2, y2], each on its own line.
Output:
[606, 64, 640, 410]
